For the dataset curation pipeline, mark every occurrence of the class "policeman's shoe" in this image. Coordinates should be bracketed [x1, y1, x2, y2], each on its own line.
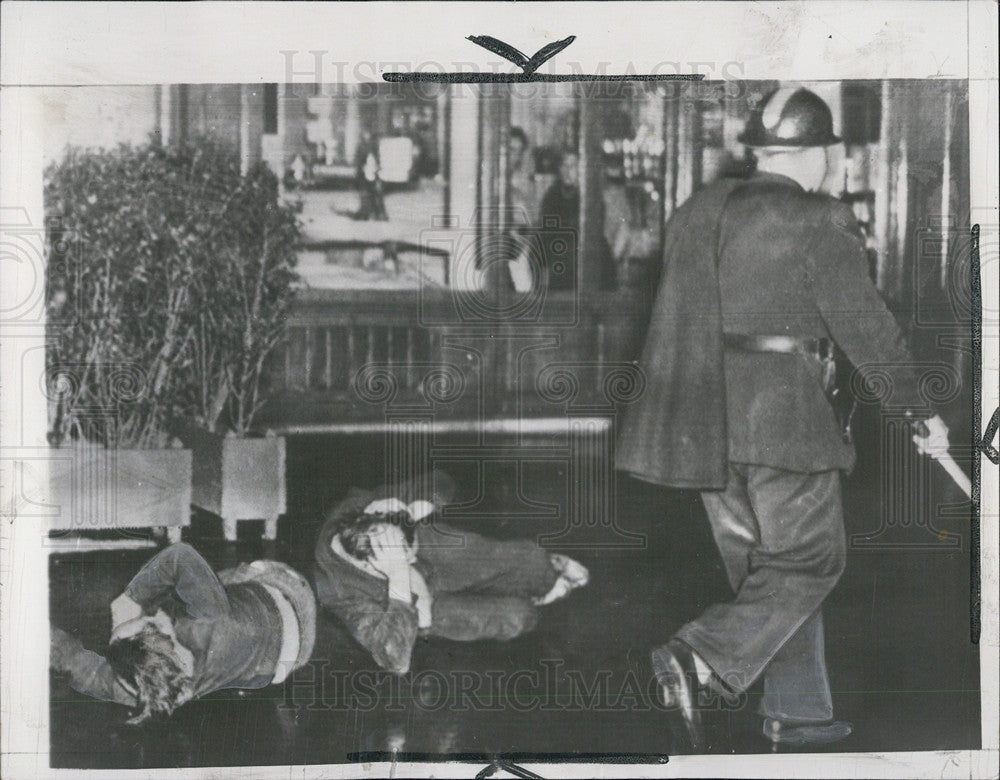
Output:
[763, 717, 853, 750]
[650, 639, 707, 753]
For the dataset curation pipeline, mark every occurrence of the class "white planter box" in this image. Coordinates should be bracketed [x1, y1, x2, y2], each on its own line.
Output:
[173, 420, 287, 541]
[46, 446, 192, 543]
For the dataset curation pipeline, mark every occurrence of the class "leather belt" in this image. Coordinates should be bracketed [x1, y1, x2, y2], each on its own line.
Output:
[725, 332, 854, 443]
[724, 333, 833, 360]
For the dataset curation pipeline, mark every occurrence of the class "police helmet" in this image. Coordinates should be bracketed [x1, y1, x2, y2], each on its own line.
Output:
[738, 87, 841, 148]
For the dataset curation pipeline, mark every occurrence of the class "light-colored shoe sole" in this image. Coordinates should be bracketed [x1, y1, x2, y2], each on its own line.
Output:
[764, 718, 853, 745]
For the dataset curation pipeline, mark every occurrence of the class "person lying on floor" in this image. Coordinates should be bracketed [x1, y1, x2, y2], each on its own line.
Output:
[313, 472, 589, 675]
[50, 542, 315, 724]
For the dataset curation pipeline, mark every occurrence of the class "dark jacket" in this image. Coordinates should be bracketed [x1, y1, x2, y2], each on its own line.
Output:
[314, 473, 556, 674]
[617, 172, 926, 487]
[312, 472, 458, 674]
[51, 543, 315, 707]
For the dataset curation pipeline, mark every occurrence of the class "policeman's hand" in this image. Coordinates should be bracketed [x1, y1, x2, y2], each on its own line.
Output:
[912, 414, 950, 458]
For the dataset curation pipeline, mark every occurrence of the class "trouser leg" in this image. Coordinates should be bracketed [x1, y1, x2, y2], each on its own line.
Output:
[418, 527, 558, 599]
[428, 594, 538, 642]
[759, 608, 834, 722]
[700, 471, 757, 593]
[419, 528, 558, 641]
[675, 464, 845, 721]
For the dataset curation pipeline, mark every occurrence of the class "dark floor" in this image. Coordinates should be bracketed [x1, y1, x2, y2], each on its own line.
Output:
[50, 424, 981, 768]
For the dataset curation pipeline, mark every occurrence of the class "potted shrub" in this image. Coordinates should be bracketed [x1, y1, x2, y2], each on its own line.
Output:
[44, 142, 203, 542]
[172, 154, 299, 542]
[46, 139, 300, 544]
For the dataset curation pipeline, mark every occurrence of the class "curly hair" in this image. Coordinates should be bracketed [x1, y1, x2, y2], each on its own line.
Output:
[107, 623, 194, 724]
[338, 509, 417, 561]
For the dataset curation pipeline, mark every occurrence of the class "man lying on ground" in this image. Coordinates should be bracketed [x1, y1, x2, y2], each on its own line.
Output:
[51, 542, 315, 723]
[313, 471, 589, 674]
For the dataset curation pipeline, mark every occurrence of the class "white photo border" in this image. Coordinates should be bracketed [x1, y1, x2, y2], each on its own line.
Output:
[1, 2, 997, 778]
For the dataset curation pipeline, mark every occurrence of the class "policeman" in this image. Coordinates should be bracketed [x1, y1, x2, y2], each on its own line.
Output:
[616, 86, 950, 750]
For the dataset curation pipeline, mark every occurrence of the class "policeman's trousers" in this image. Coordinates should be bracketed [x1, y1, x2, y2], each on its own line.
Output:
[675, 463, 847, 723]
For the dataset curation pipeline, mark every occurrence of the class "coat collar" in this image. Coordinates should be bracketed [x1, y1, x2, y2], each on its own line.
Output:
[751, 170, 805, 190]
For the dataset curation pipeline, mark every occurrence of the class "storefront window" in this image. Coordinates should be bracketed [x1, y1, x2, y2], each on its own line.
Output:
[283, 83, 451, 290]
[505, 82, 670, 296]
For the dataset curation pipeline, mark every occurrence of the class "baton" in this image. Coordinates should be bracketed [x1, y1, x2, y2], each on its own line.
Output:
[928, 450, 973, 499]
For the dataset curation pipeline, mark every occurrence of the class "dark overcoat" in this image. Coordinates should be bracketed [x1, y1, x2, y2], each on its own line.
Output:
[617, 172, 926, 489]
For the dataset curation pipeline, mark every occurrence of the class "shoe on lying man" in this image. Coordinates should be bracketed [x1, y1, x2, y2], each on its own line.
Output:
[532, 554, 590, 606]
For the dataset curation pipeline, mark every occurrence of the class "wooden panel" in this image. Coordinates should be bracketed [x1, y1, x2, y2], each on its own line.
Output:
[265, 288, 650, 427]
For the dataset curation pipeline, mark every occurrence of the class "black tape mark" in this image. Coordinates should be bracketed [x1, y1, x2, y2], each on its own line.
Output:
[348, 751, 670, 765]
[383, 35, 702, 83]
[467, 34, 577, 76]
[476, 760, 544, 779]
[980, 406, 999, 464]
[383, 72, 702, 83]
[970, 224, 982, 644]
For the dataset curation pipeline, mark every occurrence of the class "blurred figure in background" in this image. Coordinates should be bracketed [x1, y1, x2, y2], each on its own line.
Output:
[354, 130, 388, 221]
[538, 150, 616, 292]
[507, 126, 537, 228]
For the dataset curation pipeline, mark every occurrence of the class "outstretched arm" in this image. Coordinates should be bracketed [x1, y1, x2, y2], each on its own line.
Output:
[51, 626, 138, 707]
[807, 202, 928, 414]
